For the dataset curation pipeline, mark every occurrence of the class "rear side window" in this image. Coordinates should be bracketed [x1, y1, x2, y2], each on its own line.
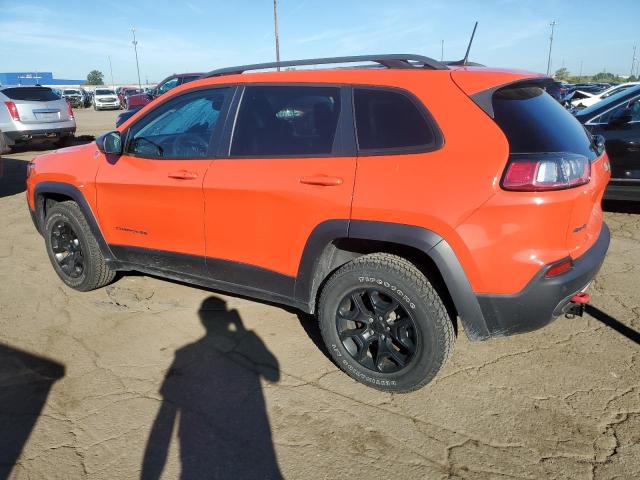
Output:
[231, 85, 341, 156]
[2, 87, 60, 101]
[354, 88, 437, 153]
[492, 86, 595, 159]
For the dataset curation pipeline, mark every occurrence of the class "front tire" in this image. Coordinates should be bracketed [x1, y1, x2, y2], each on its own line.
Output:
[44, 201, 115, 291]
[318, 253, 455, 392]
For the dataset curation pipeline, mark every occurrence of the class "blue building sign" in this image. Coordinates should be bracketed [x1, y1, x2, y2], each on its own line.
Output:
[0, 72, 85, 86]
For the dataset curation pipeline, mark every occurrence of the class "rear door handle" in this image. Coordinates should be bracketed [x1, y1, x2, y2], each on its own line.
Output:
[168, 170, 198, 180]
[299, 175, 343, 186]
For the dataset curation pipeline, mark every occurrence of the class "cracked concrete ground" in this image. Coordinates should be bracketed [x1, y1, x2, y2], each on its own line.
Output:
[0, 109, 638, 479]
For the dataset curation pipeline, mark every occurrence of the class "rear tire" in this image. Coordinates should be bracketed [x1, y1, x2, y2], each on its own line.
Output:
[318, 253, 455, 392]
[44, 201, 115, 291]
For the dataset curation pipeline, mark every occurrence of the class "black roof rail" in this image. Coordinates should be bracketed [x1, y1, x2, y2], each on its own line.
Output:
[205, 54, 449, 77]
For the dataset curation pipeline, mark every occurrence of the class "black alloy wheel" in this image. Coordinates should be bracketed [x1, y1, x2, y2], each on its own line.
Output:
[50, 220, 84, 279]
[336, 287, 418, 373]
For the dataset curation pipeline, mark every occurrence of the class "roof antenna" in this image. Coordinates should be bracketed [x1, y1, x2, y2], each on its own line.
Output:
[462, 21, 478, 66]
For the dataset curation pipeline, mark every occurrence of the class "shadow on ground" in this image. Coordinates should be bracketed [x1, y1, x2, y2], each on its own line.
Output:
[0, 344, 65, 480]
[0, 158, 28, 198]
[603, 200, 640, 215]
[141, 296, 283, 480]
[586, 305, 640, 345]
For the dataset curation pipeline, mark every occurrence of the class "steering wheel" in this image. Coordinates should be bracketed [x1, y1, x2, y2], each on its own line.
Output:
[171, 133, 209, 157]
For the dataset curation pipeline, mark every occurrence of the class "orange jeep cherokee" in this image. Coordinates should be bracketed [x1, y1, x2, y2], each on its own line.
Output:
[26, 55, 610, 392]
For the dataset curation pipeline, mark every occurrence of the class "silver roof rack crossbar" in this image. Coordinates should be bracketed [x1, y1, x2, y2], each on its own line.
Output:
[205, 54, 449, 77]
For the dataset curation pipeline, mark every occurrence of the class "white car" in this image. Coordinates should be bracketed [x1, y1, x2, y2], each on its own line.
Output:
[93, 88, 121, 111]
[571, 82, 640, 108]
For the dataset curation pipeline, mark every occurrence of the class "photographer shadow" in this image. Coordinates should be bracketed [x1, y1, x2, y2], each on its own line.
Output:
[141, 297, 282, 480]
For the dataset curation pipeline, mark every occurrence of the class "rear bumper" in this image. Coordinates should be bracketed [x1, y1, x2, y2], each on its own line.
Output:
[476, 223, 610, 337]
[5, 126, 76, 143]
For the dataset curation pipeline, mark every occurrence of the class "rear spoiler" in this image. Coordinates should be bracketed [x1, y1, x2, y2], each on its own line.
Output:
[470, 77, 554, 118]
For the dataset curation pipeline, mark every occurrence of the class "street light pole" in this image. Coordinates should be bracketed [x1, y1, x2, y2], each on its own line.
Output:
[131, 27, 142, 89]
[108, 55, 115, 88]
[441, 40, 444, 61]
[546, 21, 556, 76]
[273, 0, 281, 70]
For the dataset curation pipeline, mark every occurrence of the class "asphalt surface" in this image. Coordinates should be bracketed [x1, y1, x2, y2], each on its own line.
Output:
[0, 108, 638, 479]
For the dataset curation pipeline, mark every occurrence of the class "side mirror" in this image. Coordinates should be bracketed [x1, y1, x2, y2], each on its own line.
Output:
[96, 131, 123, 155]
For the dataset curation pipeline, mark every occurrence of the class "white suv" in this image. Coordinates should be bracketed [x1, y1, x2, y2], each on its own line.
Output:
[0, 86, 76, 149]
[93, 88, 120, 110]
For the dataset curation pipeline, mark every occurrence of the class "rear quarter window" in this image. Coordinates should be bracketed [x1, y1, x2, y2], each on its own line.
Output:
[354, 88, 440, 154]
[2, 87, 60, 101]
[492, 86, 595, 160]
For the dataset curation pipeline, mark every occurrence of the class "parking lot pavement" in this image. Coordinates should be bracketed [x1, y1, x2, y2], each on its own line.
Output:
[0, 109, 638, 479]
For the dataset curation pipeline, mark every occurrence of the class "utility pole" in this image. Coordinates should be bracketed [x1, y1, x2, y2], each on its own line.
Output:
[546, 21, 556, 76]
[108, 55, 115, 88]
[131, 27, 142, 89]
[578, 59, 583, 82]
[440, 40, 444, 61]
[273, 0, 281, 70]
[631, 45, 637, 78]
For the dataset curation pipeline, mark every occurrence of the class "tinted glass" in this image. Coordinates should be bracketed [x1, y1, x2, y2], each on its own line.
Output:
[354, 88, 435, 151]
[126, 88, 229, 159]
[95, 89, 115, 95]
[594, 96, 640, 124]
[492, 86, 595, 159]
[180, 76, 201, 85]
[231, 86, 341, 156]
[2, 87, 60, 101]
[157, 78, 179, 94]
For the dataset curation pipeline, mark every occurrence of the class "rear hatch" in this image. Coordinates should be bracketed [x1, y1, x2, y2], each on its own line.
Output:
[3, 87, 72, 124]
[454, 72, 609, 258]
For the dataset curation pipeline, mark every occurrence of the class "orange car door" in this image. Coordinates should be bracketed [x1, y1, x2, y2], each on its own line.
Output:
[202, 85, 356, 292]
[96, 87, 233, 272]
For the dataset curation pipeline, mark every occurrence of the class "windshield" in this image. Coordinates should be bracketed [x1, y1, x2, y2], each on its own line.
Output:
[63, 89, 80, 95]
[95, 89, 115, 95]
[576, 85, 640, 119]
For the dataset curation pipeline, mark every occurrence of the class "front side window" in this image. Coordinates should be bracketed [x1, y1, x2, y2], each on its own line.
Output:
[354, 88, 437, 152]
[157, 78, 179, 95]
[591, 96, 640, 124]
[126, 88, 229, 159]
[231, 85, 341, 156]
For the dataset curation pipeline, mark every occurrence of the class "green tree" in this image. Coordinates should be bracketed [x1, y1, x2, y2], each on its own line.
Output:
[591, 72, 619, 82]
[553, 67, 570, 81]
[628, 75, 638, 82]
[86, 70, 104, 85]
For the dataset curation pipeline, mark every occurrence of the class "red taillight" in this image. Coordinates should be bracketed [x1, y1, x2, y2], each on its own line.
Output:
[502, 153, 590, 191]
[545, 258, 573, 278]
[4, 101, 20, 121]
[66, 100, 74, 119]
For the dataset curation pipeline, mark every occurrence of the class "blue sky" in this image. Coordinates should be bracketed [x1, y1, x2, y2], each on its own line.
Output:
[1, 0, 639, 84]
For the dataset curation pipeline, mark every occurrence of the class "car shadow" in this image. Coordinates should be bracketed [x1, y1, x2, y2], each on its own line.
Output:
[140, 296, 283, 480]
[0, 343, 65, 479]
[0, 158, 28, 198]
[5, 135, 95, 154]
[602, 200, 640, 214]
[585, 305, 640, 345]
